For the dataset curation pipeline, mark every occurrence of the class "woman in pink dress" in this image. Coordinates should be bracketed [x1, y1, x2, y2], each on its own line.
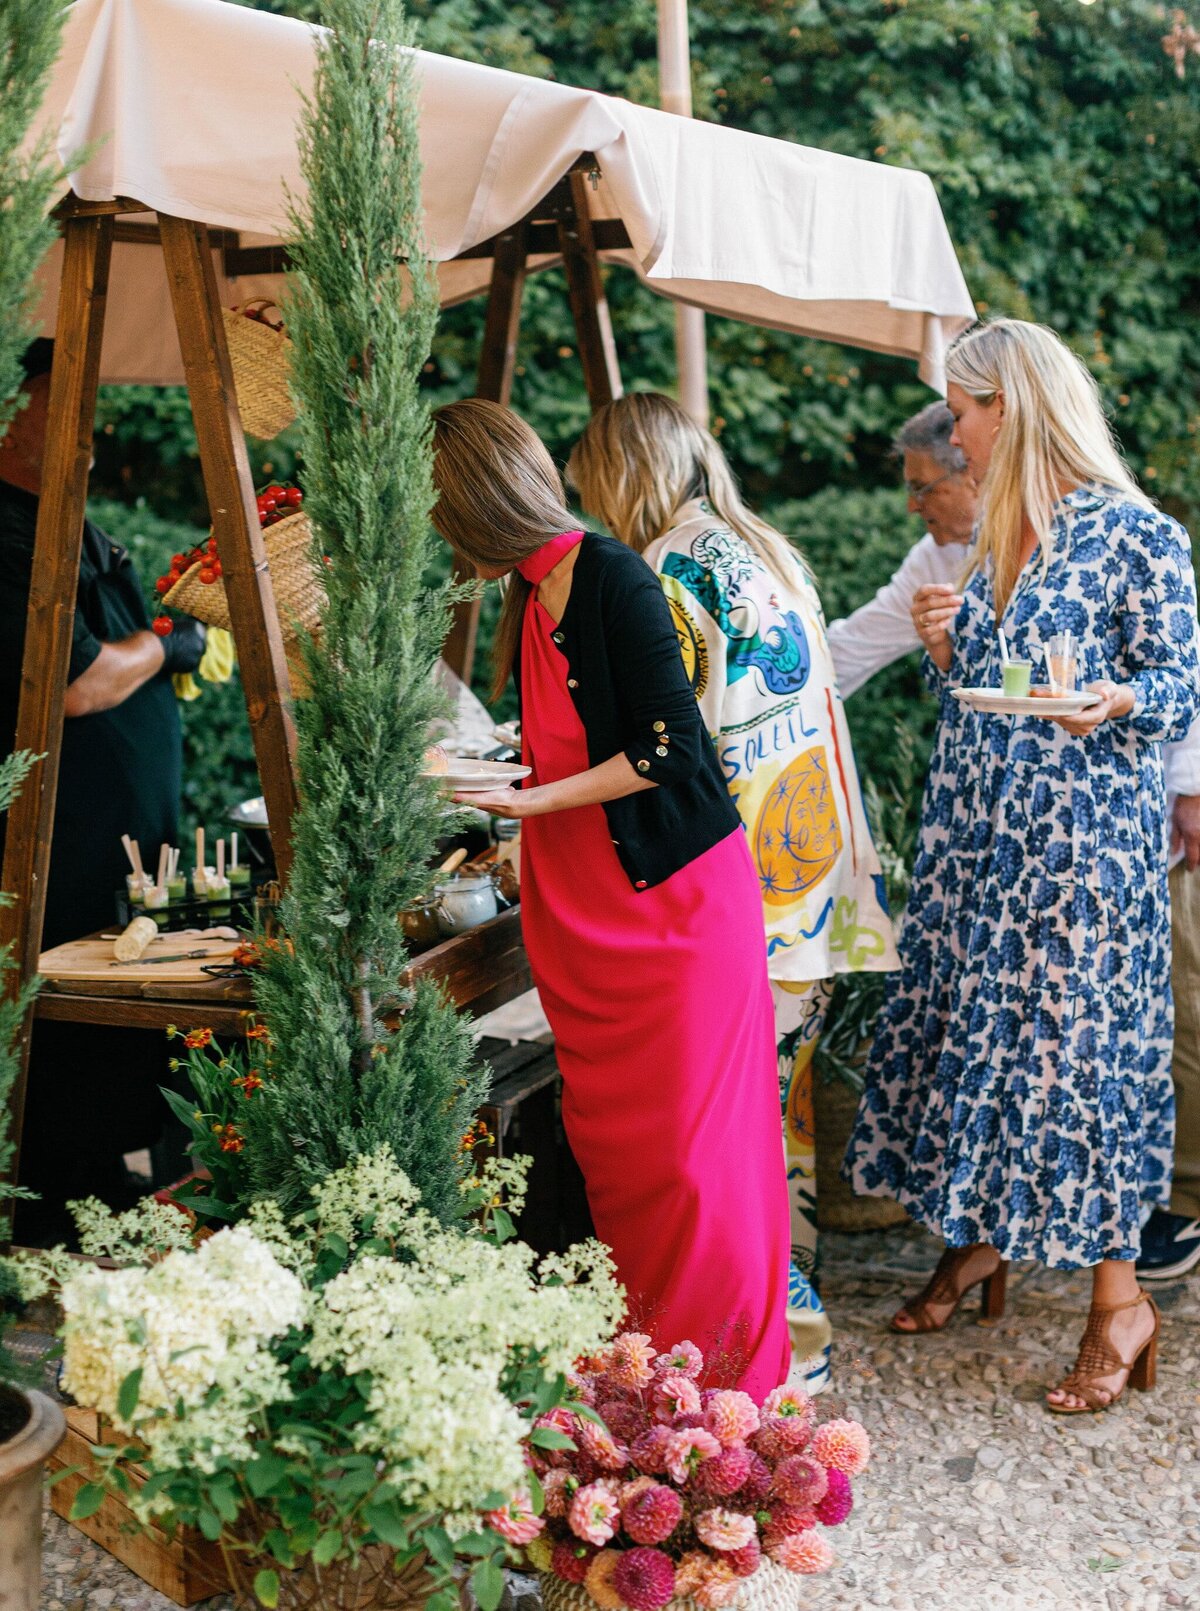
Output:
[431, 399, 791, 1400]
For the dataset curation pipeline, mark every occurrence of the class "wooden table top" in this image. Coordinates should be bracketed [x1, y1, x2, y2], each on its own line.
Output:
[34, 904, 530, 1036]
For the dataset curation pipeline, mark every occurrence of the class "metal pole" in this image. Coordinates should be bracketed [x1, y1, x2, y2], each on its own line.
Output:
[657, 0, 709, 425]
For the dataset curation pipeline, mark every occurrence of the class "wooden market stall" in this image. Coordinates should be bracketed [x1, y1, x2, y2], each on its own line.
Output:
[3, 0, 975, 1197]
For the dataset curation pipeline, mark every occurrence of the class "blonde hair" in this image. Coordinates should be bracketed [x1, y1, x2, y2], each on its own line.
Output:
[566, 392, 806, 589]
[431, 399, 576, 702]
[945, 318, 1147, 618]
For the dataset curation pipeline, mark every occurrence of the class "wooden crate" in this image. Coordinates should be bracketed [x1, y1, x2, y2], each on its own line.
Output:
[48, 1406, 229, 1606]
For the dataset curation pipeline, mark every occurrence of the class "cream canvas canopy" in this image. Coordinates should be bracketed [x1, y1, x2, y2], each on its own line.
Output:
[31, 0, 974, 390]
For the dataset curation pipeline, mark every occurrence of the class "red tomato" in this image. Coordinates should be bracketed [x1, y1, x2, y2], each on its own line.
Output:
[152, 615, 174, 636]
[198, 566, 217, 585]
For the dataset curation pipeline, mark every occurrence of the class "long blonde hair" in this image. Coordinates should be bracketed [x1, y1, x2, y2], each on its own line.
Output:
[945, 318, 1147, 617]
[431, 399, 576, 702]
[566, 392, 806, 589]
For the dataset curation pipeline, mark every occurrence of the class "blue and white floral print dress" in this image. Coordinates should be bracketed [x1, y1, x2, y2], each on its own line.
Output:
[844, 486, 1200, 1269]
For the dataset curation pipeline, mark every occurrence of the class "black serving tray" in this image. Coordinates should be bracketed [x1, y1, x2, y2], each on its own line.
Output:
[114, 888, 257, 934]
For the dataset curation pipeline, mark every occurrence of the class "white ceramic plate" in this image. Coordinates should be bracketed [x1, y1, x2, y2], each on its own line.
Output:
[422, 757, 531, 791]
[951, 687, 1102, 718]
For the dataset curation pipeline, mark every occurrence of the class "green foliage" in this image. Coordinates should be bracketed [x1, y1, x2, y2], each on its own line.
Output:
[0, 0, 68, 439]
[241, 0, 484, 1221]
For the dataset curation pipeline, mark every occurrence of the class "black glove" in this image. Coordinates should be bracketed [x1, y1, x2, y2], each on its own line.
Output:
[158, 617, 207, 675]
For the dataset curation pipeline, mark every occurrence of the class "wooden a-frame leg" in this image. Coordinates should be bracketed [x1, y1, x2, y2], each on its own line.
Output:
[0, 212, 114, 1216]
[443, 223, 531, 687]
[558, 169, 622, 410]
[158, 214, 299, 879]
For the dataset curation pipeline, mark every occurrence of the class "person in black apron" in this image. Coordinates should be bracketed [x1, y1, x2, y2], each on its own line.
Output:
[0, 340, 206, 1244]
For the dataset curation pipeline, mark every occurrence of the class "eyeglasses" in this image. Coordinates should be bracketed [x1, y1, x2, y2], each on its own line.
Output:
[903, 470, 958, 503]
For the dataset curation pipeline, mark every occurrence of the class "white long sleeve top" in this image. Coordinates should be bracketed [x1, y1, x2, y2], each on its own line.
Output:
[826, 533, 1200, 865]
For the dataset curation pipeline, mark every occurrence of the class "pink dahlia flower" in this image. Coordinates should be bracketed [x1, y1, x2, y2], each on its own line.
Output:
[653, 1372, 703, 1424]
[768, 1527, 835, 1574]
[541, 1469, 574, 1518]
[583, 1549, 626, 1611]
[664, 1426, 723, 1484]
[814, 1466, 854, 1526]
[607, 1332, 657, 1390]
[630, 1424, 673, 1474]
[692, 1444, 752, 1499]
[551, 1540, 596, 1583]
[773, 1452, 828, 1508]
[599, 1398, 648, 1444]
[765, 1501, 819, 1538]
[484, 1490, 543, 1547]
[532, 1407, 578, 1468]
[762, 1385, 810, 1420]
[704, 1389, 760, 1448]
[578, 1419, 630, 1472]
[694, 1507, 757, 1552]
[612, 1547, 677, 1611]
[690, 1558, 741, 1609]
[568, 1481, 621, 1546]
[723, 1536, 762, 1578]
[655, 1339, 704, 1380]
[739, 1449, 774, 1506]
[811, 1418, 871, 1476]
[622, 1482, 684, 1545]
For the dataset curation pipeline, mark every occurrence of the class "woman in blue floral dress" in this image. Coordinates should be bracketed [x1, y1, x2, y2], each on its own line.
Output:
[844, 319, 1200, 1413]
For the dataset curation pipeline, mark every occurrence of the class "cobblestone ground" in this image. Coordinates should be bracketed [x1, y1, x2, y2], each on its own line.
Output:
[39, 1222, 1200, 1611]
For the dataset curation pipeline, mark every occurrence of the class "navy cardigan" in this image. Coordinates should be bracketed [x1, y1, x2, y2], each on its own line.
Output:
[512, 532, 740, 891]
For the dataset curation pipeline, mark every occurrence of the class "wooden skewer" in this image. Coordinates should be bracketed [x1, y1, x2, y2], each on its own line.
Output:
[216, 837, 226, 881]
[231, 830, 239, 871]
[129, 838, 146, 888]
[156, 843, 170, 890]
[120, 833, 139, 875]
[195, 825, 205, 877]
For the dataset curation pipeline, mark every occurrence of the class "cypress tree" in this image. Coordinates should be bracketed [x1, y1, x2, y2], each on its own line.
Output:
[241, 0, 485, 1221]
[0, 0, 68, 435]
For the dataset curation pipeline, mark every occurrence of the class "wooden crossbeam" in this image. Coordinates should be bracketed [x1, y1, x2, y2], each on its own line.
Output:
[557, 169, 623, 409]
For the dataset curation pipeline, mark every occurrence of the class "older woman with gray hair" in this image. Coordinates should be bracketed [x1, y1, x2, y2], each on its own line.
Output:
[826, 401, 976, 696]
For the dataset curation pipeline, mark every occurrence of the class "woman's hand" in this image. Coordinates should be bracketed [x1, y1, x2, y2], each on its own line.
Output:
[912, 582, 963, 672]
[1040, 678, 1135, 736]
[451, 785, 539, 818]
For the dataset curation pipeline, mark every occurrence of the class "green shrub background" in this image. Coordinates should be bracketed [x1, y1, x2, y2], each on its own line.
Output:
[84, 0, 1200, 842]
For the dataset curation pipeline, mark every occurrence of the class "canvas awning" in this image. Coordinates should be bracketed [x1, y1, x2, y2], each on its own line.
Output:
[28, 0, 974, 390]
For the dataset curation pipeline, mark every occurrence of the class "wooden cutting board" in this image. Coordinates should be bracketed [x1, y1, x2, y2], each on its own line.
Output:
[37, 930, 242, 991]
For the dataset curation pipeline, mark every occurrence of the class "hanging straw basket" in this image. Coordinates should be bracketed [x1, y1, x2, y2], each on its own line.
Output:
[221, 299, 296, 440]
[540, 1559, 802, 1611]
[163, 510, 325, 642]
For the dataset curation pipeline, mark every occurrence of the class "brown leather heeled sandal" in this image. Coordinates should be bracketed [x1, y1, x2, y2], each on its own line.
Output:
[1045, 1289, 1160, 1415]
[890, 1246, 1008, 1334]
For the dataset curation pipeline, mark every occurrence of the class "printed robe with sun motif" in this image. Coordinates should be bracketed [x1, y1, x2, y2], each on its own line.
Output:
[643, 499, 897, 985]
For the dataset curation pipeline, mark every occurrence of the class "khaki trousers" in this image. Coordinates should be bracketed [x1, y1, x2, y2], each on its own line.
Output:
[1170, 863, 1200, 1218]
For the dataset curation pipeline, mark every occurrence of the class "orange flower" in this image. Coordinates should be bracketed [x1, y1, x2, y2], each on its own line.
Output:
[184, 1028, 214, 1050]
[218, 1123, 245, 1153]
[232, 1070, 265, 1099]
[245, 1023, 271, 1042]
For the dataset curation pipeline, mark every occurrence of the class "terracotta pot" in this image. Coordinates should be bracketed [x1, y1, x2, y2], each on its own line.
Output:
[813, 1061, 908, 1233]
[0, 1386, 66, 1611]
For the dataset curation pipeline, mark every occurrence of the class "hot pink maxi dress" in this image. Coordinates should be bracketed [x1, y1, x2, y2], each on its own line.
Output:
[517, 532, 791, 1402]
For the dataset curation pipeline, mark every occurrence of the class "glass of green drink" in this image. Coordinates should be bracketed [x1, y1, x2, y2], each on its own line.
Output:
[1002, 661, 1032, 698]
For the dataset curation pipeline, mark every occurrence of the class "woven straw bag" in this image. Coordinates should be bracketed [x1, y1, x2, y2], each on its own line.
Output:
[163, 510, 325, 642]
[539, 1559, 803, 1611]
[221, 299, 296, 439]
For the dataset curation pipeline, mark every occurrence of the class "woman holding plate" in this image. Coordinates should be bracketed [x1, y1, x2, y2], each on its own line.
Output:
[429, 398, 791, 1402]
[844, 318, 1200, 1413]
[567, 392, 899, 1392]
